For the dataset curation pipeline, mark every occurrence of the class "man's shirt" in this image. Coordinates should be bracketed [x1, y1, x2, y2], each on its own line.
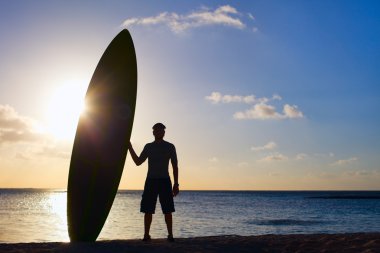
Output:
[140, 140, 178, 179]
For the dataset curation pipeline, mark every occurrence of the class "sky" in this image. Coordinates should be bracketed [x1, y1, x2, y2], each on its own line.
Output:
[0, 0, 379, 190]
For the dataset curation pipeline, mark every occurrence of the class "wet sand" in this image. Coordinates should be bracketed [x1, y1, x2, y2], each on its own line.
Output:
[0, 233, 379, 253]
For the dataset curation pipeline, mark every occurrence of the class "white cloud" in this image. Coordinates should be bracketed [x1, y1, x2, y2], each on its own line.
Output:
[0, 104, 43, 143]
[206, 92, 304, 121]
[205, 92, 223, 104]
[234, 103, 304, 120]
[283, 104, 304, 118]
[251, 141, 277, 151]
[234, 103, 282, 120]
[259, 153, 288, 162]
[331, 157, 358, 166]
[0, 104, 31, 130]
[122, 5, 255, 33]
[216, 5, 238, 14]
[205, 92, 231, 103]
[222, 94, 255, 104]
[205, 92, 270, 104]
[0, 104, 72, 160]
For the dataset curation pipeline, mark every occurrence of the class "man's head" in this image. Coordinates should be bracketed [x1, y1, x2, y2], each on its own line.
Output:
[152, 123, 166, 140]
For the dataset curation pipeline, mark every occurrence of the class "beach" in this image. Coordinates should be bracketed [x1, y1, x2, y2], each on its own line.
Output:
[0, 233, 379, 253]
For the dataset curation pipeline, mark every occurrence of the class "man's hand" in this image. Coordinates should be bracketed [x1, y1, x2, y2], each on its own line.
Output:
[128, 141, 145, 166]
[172, 184, 179, 197]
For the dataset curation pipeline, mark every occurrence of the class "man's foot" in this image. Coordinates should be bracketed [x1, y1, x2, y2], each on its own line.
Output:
[167, 235, 175, 242]
[142, 235, 151, 242]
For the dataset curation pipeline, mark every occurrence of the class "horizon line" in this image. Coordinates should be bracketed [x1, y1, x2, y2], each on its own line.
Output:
[1, 187, 380, 192]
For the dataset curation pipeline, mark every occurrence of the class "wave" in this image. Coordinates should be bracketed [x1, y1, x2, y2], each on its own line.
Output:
[308, 196, 380, 199]
[247, 219, 325, 226]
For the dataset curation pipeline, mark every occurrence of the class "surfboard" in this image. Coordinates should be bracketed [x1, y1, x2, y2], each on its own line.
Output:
[67, 29, 137, 242]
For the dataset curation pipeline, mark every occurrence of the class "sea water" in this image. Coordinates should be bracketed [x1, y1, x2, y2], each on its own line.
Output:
[0, 189, 379, 243]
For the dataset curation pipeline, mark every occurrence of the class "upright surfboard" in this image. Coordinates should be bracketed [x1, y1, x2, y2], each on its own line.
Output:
[67, 29, 137, 242]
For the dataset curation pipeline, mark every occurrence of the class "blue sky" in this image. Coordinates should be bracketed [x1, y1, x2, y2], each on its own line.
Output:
[0, 1, 379, 189]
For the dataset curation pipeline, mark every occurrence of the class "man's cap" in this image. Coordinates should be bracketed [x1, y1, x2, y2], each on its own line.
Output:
[152, 123, 166, 130]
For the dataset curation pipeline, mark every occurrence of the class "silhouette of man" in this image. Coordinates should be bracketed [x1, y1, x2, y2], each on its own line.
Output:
[128, 123, 179, 242]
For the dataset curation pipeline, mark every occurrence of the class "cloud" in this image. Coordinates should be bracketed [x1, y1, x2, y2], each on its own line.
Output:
[272, 94, 282, 101]
[205, 92, 269, 104]
[234, 103, 281, 120]
[205, 92, 222, 104]
[12, 142, 71, 160]
[251, 141, 277, 151]
[0, 104, 32, 130]
[35, 144, 71, 159]
[283, 104, 304, 118]
[0, 104, 74, 161]
[205, 92, 304, 121]
[330, 157, 358, 166]
[259, 153, 288, 162]
[122, 5, 255, 33]
[0, 105, 43, 143]
[234, 103, 304, 120]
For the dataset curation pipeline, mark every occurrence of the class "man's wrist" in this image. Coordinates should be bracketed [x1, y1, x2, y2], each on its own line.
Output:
[173, 182, 179, 187]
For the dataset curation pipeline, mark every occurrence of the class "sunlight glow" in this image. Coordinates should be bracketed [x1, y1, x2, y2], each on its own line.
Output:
[46, 79, 87, 140]
[47, 192, 69, 242]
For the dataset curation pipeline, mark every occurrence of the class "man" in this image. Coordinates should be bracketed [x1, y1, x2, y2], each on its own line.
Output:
[128, 123, 179, 242]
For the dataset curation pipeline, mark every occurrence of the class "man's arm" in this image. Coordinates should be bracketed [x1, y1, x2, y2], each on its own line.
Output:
[128, 142, 146, 166]
[171, 151, 179, 196]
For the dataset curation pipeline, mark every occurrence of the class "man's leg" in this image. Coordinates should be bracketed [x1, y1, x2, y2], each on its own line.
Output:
[159, 179, 175, 241]
[141, 179, 158, 240]
[144, 213, 153, 239]
[164, 213, 173, 236]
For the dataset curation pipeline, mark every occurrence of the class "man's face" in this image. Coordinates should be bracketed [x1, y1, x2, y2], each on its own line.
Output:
[153, 128, 165, 139]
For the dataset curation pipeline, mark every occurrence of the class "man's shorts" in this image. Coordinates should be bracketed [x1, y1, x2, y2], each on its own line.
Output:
[140, 178, 175, 214]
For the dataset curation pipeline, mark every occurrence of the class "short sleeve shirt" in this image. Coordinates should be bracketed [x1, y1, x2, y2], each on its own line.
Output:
[139, 141, 178, 179]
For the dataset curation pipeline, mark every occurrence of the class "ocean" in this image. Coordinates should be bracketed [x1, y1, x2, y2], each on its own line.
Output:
[0, 189, 379, 243]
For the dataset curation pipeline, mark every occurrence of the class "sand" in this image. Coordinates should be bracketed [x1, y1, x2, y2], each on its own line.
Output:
[0, 233, 379, 253]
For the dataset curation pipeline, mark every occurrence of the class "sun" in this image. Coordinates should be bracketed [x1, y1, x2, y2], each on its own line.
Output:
[46, 79, 88, 140]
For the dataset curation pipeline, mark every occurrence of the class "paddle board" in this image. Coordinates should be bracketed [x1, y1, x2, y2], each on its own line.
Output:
[67, 29, 137, 242]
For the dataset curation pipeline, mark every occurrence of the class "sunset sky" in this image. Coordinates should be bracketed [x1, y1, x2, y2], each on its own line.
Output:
[0, 1, 379, 190]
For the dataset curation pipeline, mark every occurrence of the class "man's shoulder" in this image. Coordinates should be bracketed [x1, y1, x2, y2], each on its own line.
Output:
[147, 140, 175, 149]
[144, 142, 154, 149]
[163, 140, 175, 148]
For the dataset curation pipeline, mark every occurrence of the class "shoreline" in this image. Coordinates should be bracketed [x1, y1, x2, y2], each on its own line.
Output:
[1, 233, 379, 253]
